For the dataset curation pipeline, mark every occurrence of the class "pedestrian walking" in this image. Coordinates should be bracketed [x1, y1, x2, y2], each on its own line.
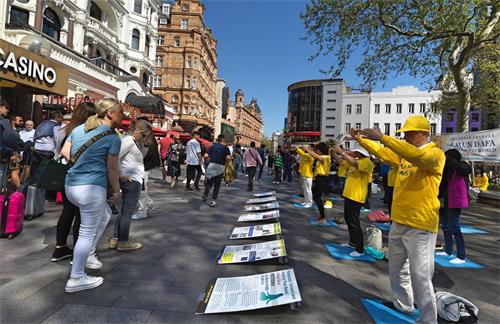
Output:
[51, 102, 96, 262]
[203, 134, 232, 207]
[185, 131, 203, 191]
[19, 119, 36, 143]
[243, 141, 262, 191]
[257, 143, 266, 181]
[159, 134, 174, 182]
[333, 145, 374, 256]
[353, 115, 445, 323]
[167, 135, 183, 188]
[296, 145, 314, 208]
[273, 150, 283, 184]
[60, 98, 123, 293]
[282, 148, 294, 182]
[437, 149, 471, 264]
[267, 151, 274, 175]
[303, 143, 331, 224]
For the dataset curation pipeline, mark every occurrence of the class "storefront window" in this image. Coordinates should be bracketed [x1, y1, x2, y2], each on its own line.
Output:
[42, 8, 61, 41]
[9, 6, 29, 27]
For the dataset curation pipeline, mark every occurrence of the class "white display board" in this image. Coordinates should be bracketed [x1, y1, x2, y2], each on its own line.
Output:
[238, 210, 280, 222]
[218, 239, 286, 264]
[196, 269, 302, 314]
[244, 201, 279, 212]
[230, 223, 282, 239]
[252, 191, 276, 197]
[437, 128, 500, 162]
[247, 196, 277, 204]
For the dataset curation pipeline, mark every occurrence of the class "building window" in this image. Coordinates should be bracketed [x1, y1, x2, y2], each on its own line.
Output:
[145, 35, 150, 57]
[385, 104, 391, 114]
[408, 103, 415, 113]
[131, 29, 140, 50]
[171, 95, 179, 103]
[9, 6, 29, 27]
[384, 123, 390, 135]
[373, 123, 379, 129]
[326, 126, 335, 129]
[327, 99, 336, 102]
[153, 75, 161, 88]
[326, 117, 335, 120]
[395, 123, 401, 131]
[420, 103, 426, 113]
[356, 104, 362, 114]
[183, 105, 189, 114]
[326, 108, 336, 111]
[471, 113, 479, 122]
[174, 36, 180, 47]
[157, 36, 164, 45]
[162, 4, 170, 15]
[345, 123, 351, 133]
[186, 56, 192, 68]
[396, 103, 402, 114]
[155, 56, 163, 67]
[346, 104, 352, 115]
[42, 8, 61, 41]
[192, 76, 197, 89]
[182, 4, 189, 12]
[134, 0, 142, 14]
[184, 76, 190, 88]
[446, 127, 453, 133]
[89, 1, 102, 20]
[345, 142, 351, 149]
[181, 19, 189, 30]
[327, 90, 337, 94]
[355, 122, 361, 129]
[374, 104, 380, 114]
[130, 66, 137, 73]
[430, 123, 436, 135]
[193, 57, 199, 69]
[471, 127, 479, 132]
[159, 18, 168, 25]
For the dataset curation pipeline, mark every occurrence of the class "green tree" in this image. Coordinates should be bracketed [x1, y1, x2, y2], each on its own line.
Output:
[302, 0, 500, 131]
[261, 135, 273, 149]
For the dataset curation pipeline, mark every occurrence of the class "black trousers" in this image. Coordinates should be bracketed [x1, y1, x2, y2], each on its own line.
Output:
[204, 174, 223, 200]
[247, 166, 257, 191]
[344, 198, 364, 253]
[313, 176, 329, 218]
[258, 164, 264, 180]
[186, 164, 202, 189]
[363, 183, 371, 209]
[387, 186, 394, 214]
[56, 191, 80, 247]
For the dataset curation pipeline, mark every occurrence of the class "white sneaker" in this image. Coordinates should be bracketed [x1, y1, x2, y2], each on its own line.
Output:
[349, 251, 364, 257]
[341, 242, 353, 247]
[170, 180, 176, 188]
[303, 204, 313, 208]
[65, 274, 103, 293]
[450, 257, 466, 264]
[86, 254, 103, 270]
[300, 202, 307, 206]
[436, 251, 451, 256]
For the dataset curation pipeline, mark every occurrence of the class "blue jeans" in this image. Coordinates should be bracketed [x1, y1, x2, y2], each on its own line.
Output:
[338, 177, 346, 194]
[114, 180, 142, 241]
[440, 207, 465, 259]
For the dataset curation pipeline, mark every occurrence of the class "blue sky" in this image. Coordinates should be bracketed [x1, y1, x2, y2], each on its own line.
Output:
[203, 0, 428, 136]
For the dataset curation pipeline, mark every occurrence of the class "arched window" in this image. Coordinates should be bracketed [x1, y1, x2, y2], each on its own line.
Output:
[42, 8, 61, 41]
[131, 29, 140, 50]
[89, 1, 102, 20]
[142, 71, 149, 87]
[145, 35, 150, 57]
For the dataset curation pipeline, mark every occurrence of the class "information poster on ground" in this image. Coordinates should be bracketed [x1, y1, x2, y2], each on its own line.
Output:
[238, 210, 280, 222]
[247, 196, 277, 204]
[252, 191, 276, 198]
[230, 223, 282, 239]
[244, 201, 279, 212]
[196, 269, 302, 314]
[218, 239, 286, 264]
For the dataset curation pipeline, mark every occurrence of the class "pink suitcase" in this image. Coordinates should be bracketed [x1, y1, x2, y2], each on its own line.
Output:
[0, 192, 25, 239]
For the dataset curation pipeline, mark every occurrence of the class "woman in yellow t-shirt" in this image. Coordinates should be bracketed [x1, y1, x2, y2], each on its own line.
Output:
[474, 169, 489, 192]
[303, 142, 331, 224]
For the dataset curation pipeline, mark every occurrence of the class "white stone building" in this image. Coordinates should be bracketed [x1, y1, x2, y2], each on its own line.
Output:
[2, 0, 161, 108]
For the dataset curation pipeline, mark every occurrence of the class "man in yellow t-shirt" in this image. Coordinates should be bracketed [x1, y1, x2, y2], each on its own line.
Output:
[352, 115, 445, 324]
[296, 145, 314, 207]
[333, 145, 374, 256]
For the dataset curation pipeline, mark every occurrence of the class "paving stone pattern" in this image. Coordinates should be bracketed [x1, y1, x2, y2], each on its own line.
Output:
[0, 169, 499, 323]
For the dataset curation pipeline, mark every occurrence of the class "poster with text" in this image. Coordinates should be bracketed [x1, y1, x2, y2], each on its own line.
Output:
[436, 128, 500, 162]
[218, 239, 286, 264]
[196, 269, 302, 314]
[252, 191, 276, 198]
[238, 210, 280, 222]
[230, 223, 282, 239]
[244, 201, 279, 212]
[247, 196, 277, 204]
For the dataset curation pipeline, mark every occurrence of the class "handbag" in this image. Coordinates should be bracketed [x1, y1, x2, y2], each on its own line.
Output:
[34, 130, 114, 192]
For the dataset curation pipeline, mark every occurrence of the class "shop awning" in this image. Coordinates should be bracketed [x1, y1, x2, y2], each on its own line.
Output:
[125, 95, 165, 115]
[285, 131, 321, 137]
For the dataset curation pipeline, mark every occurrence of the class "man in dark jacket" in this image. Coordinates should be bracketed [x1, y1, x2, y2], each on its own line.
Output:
[257, 143, 266, 181]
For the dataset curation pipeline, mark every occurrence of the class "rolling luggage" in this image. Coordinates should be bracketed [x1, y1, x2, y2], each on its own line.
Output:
[25, 185, 45, 220]
[0, 191, 25, 239]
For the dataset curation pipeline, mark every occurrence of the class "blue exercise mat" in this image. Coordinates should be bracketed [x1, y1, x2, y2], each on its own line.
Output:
[373, 222, 391, 232]
[434, 253, 484, 269]
[309, 218, 338, 227]
[460, 225, 487, 234]
[324, 243, 376, 262]
[361, 299, 419, 324]
[329, 196, 343, 201]
[361, 208, 371, 213]
[292, 202, 318, 209]
[291, 194, 303, 199]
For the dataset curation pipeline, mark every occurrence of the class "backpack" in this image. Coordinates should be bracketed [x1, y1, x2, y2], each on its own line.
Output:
[436, 291, 478, 323]
[365, 225, 383, 251]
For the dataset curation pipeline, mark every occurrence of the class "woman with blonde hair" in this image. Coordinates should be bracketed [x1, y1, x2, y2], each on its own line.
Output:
[60, 98, 123, 293]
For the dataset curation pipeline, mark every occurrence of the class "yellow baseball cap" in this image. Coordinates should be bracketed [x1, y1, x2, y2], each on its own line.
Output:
[395, 115, 431, 133]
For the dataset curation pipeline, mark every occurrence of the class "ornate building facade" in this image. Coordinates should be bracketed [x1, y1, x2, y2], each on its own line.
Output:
[153, 0, 218, 133]
[234, 89, 264, 146]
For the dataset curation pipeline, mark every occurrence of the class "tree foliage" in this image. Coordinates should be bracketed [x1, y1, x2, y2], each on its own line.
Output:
[260, 135, 273, 149]
[302, 0, 500, 131]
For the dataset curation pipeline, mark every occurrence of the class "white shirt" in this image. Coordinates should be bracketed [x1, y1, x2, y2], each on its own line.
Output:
[185, 138, 201, 165]
[19, 129, 35, 142]
[119, 135, 145, 184]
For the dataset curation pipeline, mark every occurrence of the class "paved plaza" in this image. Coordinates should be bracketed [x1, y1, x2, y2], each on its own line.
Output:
[1, 170, 499, 323]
